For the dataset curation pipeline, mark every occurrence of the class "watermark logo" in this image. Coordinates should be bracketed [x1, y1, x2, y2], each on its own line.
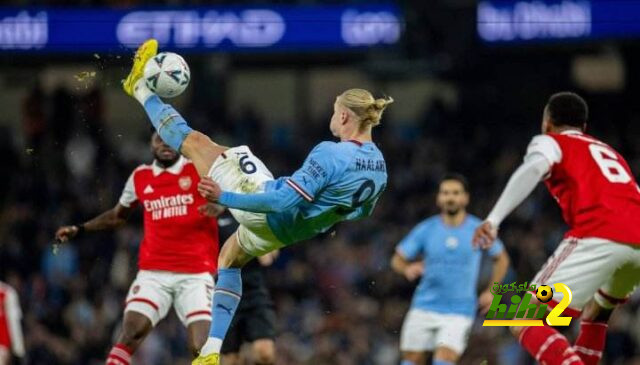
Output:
[482, 282, 573, 327]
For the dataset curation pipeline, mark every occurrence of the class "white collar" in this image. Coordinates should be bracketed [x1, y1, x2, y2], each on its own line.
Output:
[560, 130, 583, 135]
[152, 155, 187, 176]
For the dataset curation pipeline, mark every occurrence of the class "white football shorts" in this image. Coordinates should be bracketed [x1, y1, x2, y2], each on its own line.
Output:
[208, 145, 285, 256]
[124, 270, 214, 327]
[533, 237, 640, 315]
[399, 308, 473, 355]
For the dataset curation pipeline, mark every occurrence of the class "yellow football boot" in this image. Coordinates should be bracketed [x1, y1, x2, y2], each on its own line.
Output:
[122, 38, 158, 96]
[192, 353, 220, 365]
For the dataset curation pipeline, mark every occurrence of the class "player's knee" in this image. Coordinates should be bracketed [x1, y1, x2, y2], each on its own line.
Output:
[218, 234, 251, 269]
[119, 321, 149, 348]
[252, 339, 275, 365]
[182, 131, 213, 156]
[582, 298, 614, 323]
[434, 346, 459, 363]
[119, 312, 153, 347]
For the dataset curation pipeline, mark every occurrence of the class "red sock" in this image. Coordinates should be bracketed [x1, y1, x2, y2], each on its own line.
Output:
[519, 326, 584, 365]
[106, 343, 132, 365]
[574, 320, 607, 365]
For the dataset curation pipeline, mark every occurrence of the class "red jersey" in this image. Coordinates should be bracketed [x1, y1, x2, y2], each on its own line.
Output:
[0, 282, 24, 357]
[529, 131, 640, 245]
[119, 156, 219, 273]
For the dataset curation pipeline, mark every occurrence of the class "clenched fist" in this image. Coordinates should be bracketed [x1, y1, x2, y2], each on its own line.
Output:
[55, 225, 79, 243]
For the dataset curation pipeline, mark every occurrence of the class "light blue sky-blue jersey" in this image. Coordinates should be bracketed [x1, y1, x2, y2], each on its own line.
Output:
[397, 214, 504, 318]
[266, 140, 387, 245]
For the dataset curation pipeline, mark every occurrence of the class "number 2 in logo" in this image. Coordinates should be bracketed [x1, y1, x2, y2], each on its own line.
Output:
[589, 144, 631, 183]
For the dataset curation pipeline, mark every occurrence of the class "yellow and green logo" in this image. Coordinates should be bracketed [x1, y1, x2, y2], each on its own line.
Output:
[482, 282, 573, 327]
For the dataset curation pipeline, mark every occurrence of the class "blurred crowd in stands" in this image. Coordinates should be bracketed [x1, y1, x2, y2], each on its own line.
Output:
[1, 76, 640, 365]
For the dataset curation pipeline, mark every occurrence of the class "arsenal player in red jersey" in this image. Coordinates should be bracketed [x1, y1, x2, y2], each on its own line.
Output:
[0, 281, 24, 365]
[474, 92, 640, 365]
[55, 132, 221, 365]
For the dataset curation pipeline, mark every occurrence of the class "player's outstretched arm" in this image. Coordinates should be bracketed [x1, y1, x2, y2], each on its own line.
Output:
[198, 142, 336, 213]
[197, 177, 303, 213]
[55, 204, 132, 242]
[473, 153, 551, 247]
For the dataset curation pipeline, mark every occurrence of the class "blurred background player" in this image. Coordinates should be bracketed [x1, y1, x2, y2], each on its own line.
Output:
[0, 281, 24, 365]
[217, 211, 277, 365]
[122, 39, 391, 365]
[55, 132, 221, 364]
[391, 174, 509, 365]
[474, 92, 640, 365]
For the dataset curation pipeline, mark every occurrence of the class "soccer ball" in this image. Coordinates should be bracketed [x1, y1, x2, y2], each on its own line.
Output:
[536, 285, 554, 303]
[144, 52, 190, 98]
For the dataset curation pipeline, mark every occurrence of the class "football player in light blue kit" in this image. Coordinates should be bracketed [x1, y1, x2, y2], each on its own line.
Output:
[391, 174, 510, 365]
[122, 38, 392, 365]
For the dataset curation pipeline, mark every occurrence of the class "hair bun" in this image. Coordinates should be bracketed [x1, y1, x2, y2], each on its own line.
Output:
[337, 89, 394, 128]
[373, 96, 394, 111]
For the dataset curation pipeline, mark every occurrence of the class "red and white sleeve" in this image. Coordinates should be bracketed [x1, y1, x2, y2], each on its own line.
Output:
[118, 172, 138, 208]
[4, 286, 24, 358]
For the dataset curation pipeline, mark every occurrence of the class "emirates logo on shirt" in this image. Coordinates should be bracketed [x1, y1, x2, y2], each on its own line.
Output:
[179, 176, 192, 191]
[144, 193, 195, 220]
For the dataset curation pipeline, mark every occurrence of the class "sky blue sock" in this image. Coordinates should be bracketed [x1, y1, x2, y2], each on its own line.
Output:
[433, 360, 454, 365]
[401, 361, 417, 365]
[208, 268, 242, 340]
[143, 95, 192, 151]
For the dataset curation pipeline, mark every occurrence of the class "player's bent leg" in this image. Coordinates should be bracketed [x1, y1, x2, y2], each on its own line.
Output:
[433, 346, 459, 365]
[401, 351, 426, 365]
[218, 230, 257, 269]
[573, 299, 611, 365]
[106, 311, 153, 365]
[252, 338, 275, 365]
[196, 233, 256, 365]
[181, 131, 228, 177]
[514, 325, 583, 365]
[187, 320, 212, 358]
[574, 256, 639, 365]
[116, 311, 153, 351]
[139, 94, 228, 177]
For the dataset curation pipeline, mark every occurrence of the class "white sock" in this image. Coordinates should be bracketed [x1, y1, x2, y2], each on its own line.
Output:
[133, 78, 154, 105]
[199, 337, 222, 356]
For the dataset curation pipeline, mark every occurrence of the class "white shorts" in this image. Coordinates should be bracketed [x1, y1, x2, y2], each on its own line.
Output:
[533, 237, 640, 316]
[125, 270, 214, 327]
[399, 309, 473, 355]
[208, 145, 285, 256]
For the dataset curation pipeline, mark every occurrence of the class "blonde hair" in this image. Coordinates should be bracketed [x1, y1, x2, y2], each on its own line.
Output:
[337, 88, 394, 127]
